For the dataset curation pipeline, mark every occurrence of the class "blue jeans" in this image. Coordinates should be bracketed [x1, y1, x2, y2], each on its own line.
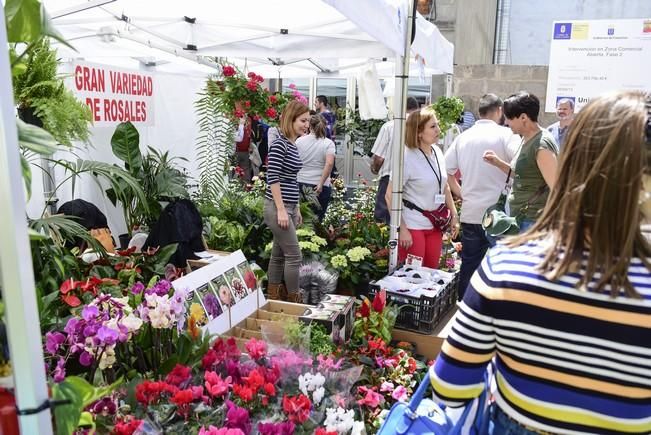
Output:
[459, 223, 490, 301]
[298, 183, 332, 222]
[486, 403, 545, 435]
[374, 175, 390, 224]
[518, 219, 535, 233]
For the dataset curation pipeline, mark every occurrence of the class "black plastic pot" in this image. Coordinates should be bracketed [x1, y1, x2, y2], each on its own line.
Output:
[118, 233, 131, 250]
[17, 107, 44, 128]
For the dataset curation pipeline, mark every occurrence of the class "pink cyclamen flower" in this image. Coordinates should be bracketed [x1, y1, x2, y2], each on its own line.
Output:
[357, 386, 384, 408]
[380, 381, 395, 393]
[199, 427, 244, 435]
[245, 338, 267, 360]
[205, 371, 232, 397]
[391, 385, 409, 402]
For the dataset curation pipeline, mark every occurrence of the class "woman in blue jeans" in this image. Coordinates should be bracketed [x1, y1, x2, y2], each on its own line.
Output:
[296, 114, 336, 221]
[431, 91, 651, 434]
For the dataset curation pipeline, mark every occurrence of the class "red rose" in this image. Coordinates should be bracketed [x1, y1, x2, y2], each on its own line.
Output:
[269, 95, 278, 104]
[222, 65, 236, 77]
[234, 108, 245, 119]
[247, 72, 256, 79]
[246, 80, 258, 91]
[265, 107, 277, 119]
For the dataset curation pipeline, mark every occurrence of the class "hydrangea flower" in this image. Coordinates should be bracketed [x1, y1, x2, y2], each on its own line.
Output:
[346, 247, 371, 262]
[330, 255, 348, 269]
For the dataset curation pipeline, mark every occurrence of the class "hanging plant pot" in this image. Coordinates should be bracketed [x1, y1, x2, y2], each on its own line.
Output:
[17, 106, 44, 128]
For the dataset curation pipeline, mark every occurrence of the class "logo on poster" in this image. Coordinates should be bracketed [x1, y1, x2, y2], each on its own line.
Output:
[644, 20, 651, 33]
[607, 25, 615, 36]
[554, 22, 572, 40]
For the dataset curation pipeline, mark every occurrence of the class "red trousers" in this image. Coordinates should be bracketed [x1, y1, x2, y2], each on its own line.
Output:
[399, 228, 443, 269]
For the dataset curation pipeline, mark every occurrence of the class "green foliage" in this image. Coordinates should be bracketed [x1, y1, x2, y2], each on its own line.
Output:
[52, 376, 120, 435]
[12, 38, 92, 145]
[194, 80, 234, 203]
[204, 217, 251, 253]
[284, 320, 335, 356]
[4, 0, 70, 48]
[335, 105, 387, 156]
[431, 96, 464, 138]
[106, 122, 189, 232]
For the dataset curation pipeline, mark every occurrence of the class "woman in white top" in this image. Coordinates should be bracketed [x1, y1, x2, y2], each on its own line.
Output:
[385, 107, 459, 268]
[296, 114, 336, 221]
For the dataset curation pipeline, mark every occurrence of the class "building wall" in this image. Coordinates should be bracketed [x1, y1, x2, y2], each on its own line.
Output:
[452, 65, 557, 126]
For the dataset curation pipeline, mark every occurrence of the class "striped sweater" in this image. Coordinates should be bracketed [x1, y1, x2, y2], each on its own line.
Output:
[265, 134, 302, 205]
[431, 238, 651, 434]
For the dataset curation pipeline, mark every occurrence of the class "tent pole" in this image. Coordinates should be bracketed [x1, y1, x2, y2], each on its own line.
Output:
[388, 0, 415, 273]
[0, 11, 54, 435]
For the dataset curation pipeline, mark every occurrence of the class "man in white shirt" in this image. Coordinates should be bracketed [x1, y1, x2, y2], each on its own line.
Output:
[370, 97, 420, 223]
[445, 93, 520, 299]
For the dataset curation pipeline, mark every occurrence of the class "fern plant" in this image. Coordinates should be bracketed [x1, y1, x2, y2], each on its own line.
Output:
[13, 38, 92, 145]
[194, 79, 235, 204]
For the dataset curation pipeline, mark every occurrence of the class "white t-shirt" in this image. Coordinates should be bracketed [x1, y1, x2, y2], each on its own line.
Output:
[395, 145, 448, 230]
[296, 133, 336, 186]
[370, 120, 394, 178]
[445, 119, 521, 224]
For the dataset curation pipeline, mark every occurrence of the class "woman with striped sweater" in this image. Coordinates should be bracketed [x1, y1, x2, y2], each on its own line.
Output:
[431, 91, 651, 434]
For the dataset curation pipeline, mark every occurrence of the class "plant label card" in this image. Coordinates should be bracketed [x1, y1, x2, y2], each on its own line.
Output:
[236, 261, 258, 294]
[188, 288, 209, 328]
[224, 267, 247, 302]
[199, 282, 224, 320]
[211, 274, 236, 308]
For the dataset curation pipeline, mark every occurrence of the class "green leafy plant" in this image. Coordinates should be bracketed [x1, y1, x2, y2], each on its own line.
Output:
[431, 96, 464, 137]
[51, 376, 120, 435]
[335, 105, 387, 156]
[106, 121, 189, 234]
[352, 290, 398, 343]
[12, 38, 92, 145]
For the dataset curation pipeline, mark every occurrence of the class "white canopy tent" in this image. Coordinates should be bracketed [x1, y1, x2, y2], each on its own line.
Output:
[0, 1, 450, 431]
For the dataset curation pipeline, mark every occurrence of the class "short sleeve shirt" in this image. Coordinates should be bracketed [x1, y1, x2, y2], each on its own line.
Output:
[509, 129, 558, 220]
[296, 134, 336, 186]
[370, 120, 394, 177]
[397, 146, 448, 230]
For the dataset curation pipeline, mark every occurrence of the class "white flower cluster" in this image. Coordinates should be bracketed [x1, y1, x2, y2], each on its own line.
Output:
[346, 246, 371, 262]
[324, 407, 366, 435]
[298, 372, 326, 405]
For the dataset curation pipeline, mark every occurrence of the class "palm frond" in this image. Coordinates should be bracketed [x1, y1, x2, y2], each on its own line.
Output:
[29, 214, 106, 254]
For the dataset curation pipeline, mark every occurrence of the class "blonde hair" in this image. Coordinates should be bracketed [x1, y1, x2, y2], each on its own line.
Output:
[279, 100, 310, 139]
[510, 91, 651, 297]
[309, 114, 327, 139]
[405, 107, 438, 149]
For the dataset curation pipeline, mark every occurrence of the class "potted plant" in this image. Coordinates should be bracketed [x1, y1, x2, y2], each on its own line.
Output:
[12, 38, 92, 145]
[106, 121, 190, 243]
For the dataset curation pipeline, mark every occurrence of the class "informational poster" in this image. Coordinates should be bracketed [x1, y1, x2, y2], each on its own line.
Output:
[171, 250, 265, 335]
[71, 61, 155, 126]
[545, 18, 651, 113]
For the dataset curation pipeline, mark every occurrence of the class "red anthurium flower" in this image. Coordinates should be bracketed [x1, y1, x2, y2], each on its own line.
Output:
[61, 293, 82, 307]
[372, 289, 386, 313]
[359, 299, 371, 318]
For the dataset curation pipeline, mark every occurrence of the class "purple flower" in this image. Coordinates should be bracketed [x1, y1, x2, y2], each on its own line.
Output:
[53, 357, 66, 383]
[81, 305, 99, 321]
[131, 282, 145, 295]
[96, 326, 118, 345]
[64, 318, 80, 335]
[225, 400, 251, 434]
[45, 332, 66, 355]
[225, 359, 242, 383]
[79, 351, 93, 367]
[83, 324, 99, 338]
[90, 397, 117, 415]
[203, 294, 223, 318]
[257, 421, 295, 435]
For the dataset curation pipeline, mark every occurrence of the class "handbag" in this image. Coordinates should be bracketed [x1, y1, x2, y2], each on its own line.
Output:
[482, 169, 547, 237]
[377, 366, 490, 435]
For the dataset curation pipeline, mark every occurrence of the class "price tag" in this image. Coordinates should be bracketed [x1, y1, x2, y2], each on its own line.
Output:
[435, 194, 445, 204]
[405, 254, 423, 268]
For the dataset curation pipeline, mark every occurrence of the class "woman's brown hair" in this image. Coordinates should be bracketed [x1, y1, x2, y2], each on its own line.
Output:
[279, 100, 310, 139]
[309, 114, 327, 139]
[509, 91, 651, 297]
[405, 107, 438, 149]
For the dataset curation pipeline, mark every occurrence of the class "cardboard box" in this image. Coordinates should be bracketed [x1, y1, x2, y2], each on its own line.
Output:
[319, 295, 355, 341]
[186, 249, 232, 271]
[392, 328, 444, 361]
[299, 306, 343, 342]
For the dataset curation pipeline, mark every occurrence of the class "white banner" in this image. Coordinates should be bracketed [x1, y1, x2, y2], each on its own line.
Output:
[71, 61, 155, 126]
[545, 18, 651, 112]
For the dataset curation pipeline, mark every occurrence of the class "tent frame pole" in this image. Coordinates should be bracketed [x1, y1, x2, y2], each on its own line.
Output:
[388, 0, 415, 273]
[0, 10, 54, 435]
